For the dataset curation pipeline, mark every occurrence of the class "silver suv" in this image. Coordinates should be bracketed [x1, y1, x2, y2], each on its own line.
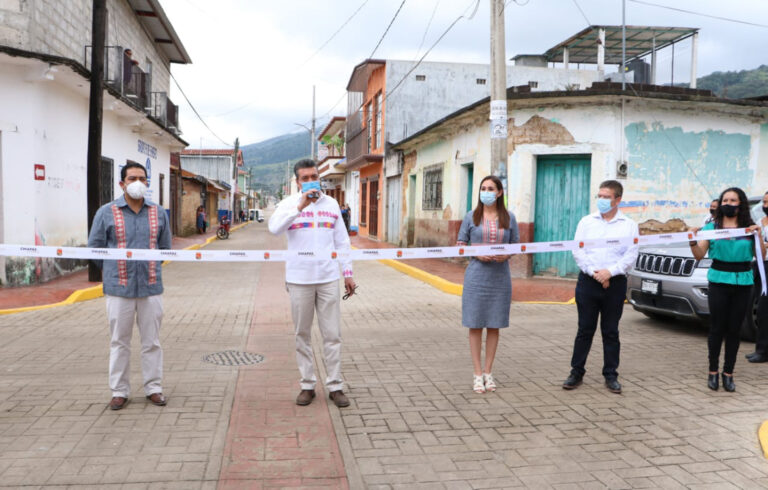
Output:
[626, 197, 762, 340]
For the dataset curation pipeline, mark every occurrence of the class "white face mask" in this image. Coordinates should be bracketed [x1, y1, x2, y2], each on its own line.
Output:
[125, 180, 148, 199]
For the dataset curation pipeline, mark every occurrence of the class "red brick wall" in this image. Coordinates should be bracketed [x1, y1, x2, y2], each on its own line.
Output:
[510, 221, 533, 278]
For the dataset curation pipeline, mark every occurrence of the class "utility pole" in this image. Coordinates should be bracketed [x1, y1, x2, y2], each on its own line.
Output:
[87, 0, 106, 282]
[489, 0, 508, 187]
[232, 137, 239, 221]
[311, 85, 316, 160]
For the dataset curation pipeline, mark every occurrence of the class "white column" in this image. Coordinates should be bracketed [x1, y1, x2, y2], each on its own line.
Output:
[597, 28, 605, 76]
[689, 32, 699, 89]
[563, 47, 569, 69]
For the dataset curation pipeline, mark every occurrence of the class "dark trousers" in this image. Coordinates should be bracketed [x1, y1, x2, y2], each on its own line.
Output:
[755, 295, 768, 355]
[708, 282, 752, 373]
[570, 273, 627, 379]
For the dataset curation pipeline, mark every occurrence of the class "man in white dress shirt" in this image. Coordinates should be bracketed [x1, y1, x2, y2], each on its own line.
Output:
[563, 180, 639, 394]
[269, 159, 356, 408]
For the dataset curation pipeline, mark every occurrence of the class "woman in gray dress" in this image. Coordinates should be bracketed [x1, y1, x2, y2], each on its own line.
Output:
[456, 175, 519, 393]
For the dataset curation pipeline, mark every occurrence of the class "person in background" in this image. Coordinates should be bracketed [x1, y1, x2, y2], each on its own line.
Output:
[690, 187, 763, 391]
[563, 180, 639, 395]
[746, 191, 768, 363]
[456, 175, 519, 394]
[341, 203, 351, 231]
[702, 199, 719, 226]
[196, 206, 206, 234]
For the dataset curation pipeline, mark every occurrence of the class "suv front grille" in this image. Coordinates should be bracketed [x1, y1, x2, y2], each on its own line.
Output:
[635, 253, 696, 276]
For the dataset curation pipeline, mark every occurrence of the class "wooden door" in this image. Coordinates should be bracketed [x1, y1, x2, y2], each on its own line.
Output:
[369, 179, 379, 238]
[533, 155, 591, 277]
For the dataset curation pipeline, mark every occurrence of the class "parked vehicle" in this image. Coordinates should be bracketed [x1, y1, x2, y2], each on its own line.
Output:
[248, 208, 264, 222]
[626, 196, 762, 340]
[217, 215, 231, 239]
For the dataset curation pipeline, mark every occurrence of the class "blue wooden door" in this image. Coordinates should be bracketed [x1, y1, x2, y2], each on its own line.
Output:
[533, 155, 591, 277]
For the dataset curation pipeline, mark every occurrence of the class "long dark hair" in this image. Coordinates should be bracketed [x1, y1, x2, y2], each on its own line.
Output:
[715, 187, 754, 228]
[472, 175, 510, 229]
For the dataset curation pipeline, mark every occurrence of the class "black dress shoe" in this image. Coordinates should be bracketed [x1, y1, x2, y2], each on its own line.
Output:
[722, 373, 735, 392]
[745, 351, 758, 360]
[562, 374, 583, 390]
[707, 373, 719, 391]
[605, 378, 622, 394]
[748, 354, 768, 363]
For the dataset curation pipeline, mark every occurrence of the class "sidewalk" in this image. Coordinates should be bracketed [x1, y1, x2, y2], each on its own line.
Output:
[1, 223, 767, 488]
[0, 224, 245, 311]
[350, 235, 576, 302]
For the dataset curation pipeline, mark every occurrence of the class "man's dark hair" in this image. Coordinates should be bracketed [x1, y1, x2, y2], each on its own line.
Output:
[293, 159, 317, 178]
[121, 161, 147, 182]
[599, 179, 623, 198]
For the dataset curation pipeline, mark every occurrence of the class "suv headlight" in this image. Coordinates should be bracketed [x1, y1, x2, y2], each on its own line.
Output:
[696, 259, 712, 268]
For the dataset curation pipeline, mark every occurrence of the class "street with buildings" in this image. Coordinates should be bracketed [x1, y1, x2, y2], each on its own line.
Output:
[2, 0, 768, 488]
[1, 223, 768, 489]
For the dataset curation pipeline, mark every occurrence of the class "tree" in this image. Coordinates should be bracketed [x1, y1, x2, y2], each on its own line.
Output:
[321, 134, 345, 157]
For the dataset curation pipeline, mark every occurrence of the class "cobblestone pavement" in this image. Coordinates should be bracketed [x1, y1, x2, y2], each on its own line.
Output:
[1, 223, 768, 489]
[339, 262, 768, 489]
[0, 225, 262, 489]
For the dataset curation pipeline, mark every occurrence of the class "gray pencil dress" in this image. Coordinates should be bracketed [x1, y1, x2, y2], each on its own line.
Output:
[457, 212, 520, 328]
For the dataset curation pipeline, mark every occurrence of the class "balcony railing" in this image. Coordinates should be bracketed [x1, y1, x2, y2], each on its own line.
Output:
[84, 45, 179, 134]
[150, 92, 180, 133]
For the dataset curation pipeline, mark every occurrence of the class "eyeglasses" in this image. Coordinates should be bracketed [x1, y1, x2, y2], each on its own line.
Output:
[342, 286, 358, 300]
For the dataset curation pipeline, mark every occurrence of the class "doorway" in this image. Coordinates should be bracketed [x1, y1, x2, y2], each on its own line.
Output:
[533, 155, 591, 277]
[368, 179, 379, 238]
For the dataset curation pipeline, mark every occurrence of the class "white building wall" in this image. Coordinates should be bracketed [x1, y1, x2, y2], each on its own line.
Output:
[0, 58, 175, 286]
[402, 96, 767, 237]
[384, 60, 599, 144]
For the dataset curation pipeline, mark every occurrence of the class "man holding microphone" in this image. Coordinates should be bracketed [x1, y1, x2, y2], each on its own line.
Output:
[269, 159, 356, 408]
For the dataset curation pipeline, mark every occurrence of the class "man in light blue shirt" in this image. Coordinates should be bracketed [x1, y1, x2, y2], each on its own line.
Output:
[88, 162, 171, 410]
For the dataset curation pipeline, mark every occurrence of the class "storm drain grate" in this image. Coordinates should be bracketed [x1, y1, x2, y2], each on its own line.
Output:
[203, 350, 265, 366]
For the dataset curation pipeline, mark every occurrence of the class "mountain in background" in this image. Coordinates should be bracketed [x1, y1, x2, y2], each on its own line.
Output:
[696, 64, 768, 99]
[241, 131, 315, 194]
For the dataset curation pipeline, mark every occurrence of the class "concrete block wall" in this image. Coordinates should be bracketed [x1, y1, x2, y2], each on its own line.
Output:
[0, 0, 171, 94]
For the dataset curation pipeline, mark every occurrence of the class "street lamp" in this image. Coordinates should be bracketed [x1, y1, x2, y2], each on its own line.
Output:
[294, 122, 315, 160]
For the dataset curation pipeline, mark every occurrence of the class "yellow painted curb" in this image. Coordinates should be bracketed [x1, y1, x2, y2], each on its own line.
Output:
[379, 258, 464, 296]
[0, 221, 252, 315]
[759, 421, 768, 459]
[371, 253, 576, 304]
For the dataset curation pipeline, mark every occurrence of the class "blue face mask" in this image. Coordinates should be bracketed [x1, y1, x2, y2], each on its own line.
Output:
[597, 197, 614, 214]
[301, 181, 322, 197]
[480, 191, 497, 206]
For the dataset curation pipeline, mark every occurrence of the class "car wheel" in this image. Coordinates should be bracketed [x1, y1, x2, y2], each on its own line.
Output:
[740, 289, 760, 342]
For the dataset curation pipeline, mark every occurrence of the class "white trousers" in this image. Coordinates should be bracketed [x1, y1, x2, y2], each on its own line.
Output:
[286, 281, 343, 392]
[106, 295, 164, 398]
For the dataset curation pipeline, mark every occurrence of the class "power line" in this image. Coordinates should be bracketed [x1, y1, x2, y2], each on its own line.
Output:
[624, 82, 715, 197]
[303, 0, 373, 66]
[368, 0, 407, 59]
[385, 0, 480, 104]
[414, 0, 441, 60]
[570, 0, 591, 26]
[170, 72, 233, 147]
[628, 0, 768, 29]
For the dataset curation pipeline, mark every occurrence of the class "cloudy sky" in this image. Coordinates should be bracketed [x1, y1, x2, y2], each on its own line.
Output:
[160, 0, 768, 149]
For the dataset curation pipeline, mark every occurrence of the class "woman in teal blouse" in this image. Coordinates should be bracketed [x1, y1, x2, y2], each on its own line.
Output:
[691, 187, 764, 392]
